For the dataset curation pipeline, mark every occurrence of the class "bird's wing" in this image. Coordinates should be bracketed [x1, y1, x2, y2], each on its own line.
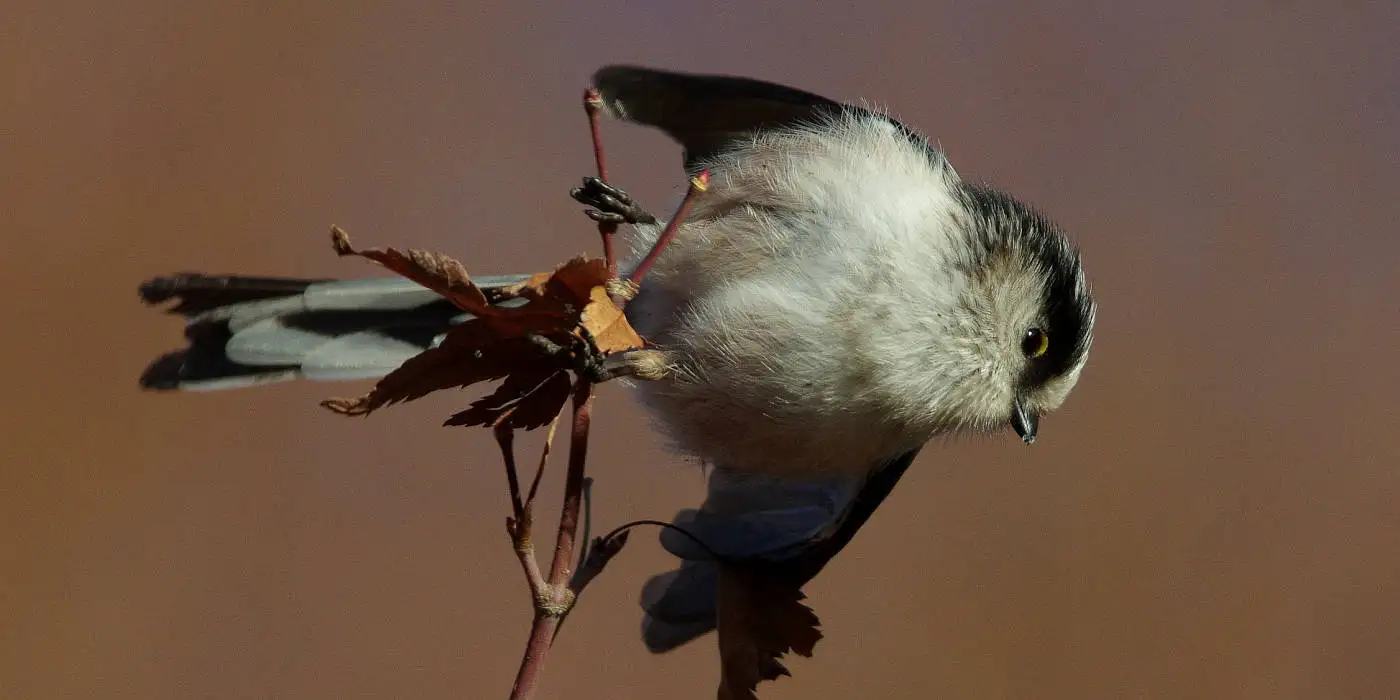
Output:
[591, 65, 847, 172]
[640, 450, 920, 652]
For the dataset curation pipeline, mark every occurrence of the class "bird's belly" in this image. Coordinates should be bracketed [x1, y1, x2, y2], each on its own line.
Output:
[622, 271, 923, 476]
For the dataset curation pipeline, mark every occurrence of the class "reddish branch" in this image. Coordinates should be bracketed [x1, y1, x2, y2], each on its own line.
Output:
[628, 171, 710, 288]
[318, 76, 836, 700]
[583, 89, 618, 278]
[502, 89, 705, 700]
[547, 381, 594, 587]
[317, 79, 722, 699]
[505, 381, 594, 700]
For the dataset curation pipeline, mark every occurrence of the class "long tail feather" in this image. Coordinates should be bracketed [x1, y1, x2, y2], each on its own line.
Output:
[138, 272, 529, 390]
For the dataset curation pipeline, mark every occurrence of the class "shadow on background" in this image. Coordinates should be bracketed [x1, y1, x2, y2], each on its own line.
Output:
[6, 2, 1399, 698]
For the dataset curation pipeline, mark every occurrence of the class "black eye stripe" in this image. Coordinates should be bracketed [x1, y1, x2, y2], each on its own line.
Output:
[953, 181, 1095, 386]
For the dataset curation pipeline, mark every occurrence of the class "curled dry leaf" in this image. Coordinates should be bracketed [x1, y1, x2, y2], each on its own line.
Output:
[494, 254, 646, 356]
[319, 335, 525, 416]
[331, 226, 491, 313]
[445, 366, 573, 431]
[320, 228, 645, 427]
[715, 566, 823, 700]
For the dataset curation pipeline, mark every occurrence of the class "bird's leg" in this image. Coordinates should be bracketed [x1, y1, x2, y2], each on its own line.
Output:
[524, 329, 669, 384]
[524, 329, 612, 384]
[570, 177, 658, 226]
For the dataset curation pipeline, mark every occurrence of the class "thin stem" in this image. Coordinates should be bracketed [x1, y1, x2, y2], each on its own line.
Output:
[508, 613, 560, 700]
[510, 518, 546, 597]
[547, 380, 595, 585]
[594, 519, 720, 561]
[583, 88, 618, 277]
[565, 519, 712, 605]
[495, 423, 524, 522]
[504, 379, 595, 700]
[524, 413, 561, 510]
[500, 422, 545, 600]
[627, 170, 710, 288]
[583, 88, 610, 184]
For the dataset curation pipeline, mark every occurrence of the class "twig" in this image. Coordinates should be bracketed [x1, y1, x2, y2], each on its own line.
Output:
[507, 86, 714, 700]
[627, 170, 710, 288]
[505, 89, 622, 700]
[495, 424, 525, 523]
[556, 518, 713, 644]
[583, 88, 618, 277]
[501, 412, 561, 611]
[506, 379, 595, 700]
[551, 476, 604, 645]
[511, 614, 558, 700]
[566, 529, 630, 603]
[525, 414, 560, 509]
[596, 519, 721, 561]
[500, 423, 546, 604]
[547, 380, 595, 585]
[509, 521, 548, 602]
[568, 518, 717, 595]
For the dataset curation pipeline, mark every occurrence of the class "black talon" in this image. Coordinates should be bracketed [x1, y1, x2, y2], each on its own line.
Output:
[524, 329, 614, 383]
[576, 176, 628, 202]
[570, 177, 657, 225]
[569, 327, 612, 383]
[584, 210, 628, 224]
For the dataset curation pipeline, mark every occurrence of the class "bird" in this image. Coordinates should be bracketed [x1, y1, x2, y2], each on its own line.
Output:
[138, 65, 1096, 653]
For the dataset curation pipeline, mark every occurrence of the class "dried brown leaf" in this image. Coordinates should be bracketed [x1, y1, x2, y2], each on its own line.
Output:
[529, 257, 643, 353]
[331, 227, 492, 314]
[581, 284, 644, 354]
[320, 336, 525, 416]
[494, 270, 556, 300]
[716, 566, 823, 700]
[445, 366, 572, 431]
[500, 257, 602, 303]
[321, 233, 642, 427]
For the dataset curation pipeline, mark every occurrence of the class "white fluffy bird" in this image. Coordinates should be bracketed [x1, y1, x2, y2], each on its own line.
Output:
[140, 65, 1096, 651]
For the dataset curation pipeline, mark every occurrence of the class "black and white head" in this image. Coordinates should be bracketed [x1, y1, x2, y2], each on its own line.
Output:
[938, 182, 1096, 443]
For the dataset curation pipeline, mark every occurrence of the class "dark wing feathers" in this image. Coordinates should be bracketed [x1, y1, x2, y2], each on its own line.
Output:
[592, 65, 935, 173]
[592, 65, 847, 171]
[640, 450, 920, 652]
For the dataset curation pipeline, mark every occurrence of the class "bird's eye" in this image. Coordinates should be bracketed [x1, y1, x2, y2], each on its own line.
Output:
[1021, 327, 1049, 359]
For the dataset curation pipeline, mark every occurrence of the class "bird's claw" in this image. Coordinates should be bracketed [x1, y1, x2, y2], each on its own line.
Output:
[525, 328, 613, 383]
[570, 177, 657, 225]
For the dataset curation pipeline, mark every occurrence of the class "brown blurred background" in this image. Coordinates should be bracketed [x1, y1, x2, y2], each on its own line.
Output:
[5, 1, 1399, 698]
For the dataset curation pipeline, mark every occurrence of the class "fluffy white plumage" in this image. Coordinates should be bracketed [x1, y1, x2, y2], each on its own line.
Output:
[622, 110, 1047, 475]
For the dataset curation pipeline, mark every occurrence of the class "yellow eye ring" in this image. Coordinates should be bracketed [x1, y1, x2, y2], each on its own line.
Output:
[1022, 327, 1049, 359]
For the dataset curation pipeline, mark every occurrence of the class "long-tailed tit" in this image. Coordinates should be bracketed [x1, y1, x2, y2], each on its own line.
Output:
[139, 65, 1096, 651]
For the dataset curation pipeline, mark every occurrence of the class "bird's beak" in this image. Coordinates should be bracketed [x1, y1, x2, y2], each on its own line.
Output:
[1010, 398, 1039, 445]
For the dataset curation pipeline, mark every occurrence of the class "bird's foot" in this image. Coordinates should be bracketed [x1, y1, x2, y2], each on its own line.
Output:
[570, 177, 657, 225]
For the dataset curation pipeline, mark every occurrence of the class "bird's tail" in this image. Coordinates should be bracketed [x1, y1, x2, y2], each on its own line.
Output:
[138, 272, 530, 391]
